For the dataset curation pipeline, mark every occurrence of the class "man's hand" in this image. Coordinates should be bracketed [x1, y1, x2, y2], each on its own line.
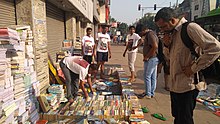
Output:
[162, 34, 171, 47]
[123, 52, 126, 57]
[143, 56, 149, 61]
[132, 46, 138, 50]
[182, 66, 194, 77]
[109, 53, 111, 59]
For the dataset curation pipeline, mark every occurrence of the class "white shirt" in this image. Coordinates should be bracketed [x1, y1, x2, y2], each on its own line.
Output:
[126, 33, 141, 53]
[82, 35, 95, 56]
[96, 33, 111, 52]
[62, 56, 89, 80]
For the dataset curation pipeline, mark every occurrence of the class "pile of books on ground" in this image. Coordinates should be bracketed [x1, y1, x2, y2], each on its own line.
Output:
[39, 67, 150, 123]
[197, 83, 220, 117]
[48, 84, 66, 102]
[42, 85, 66, 110]
[117, 68, 149, 124]
[0, 25, 39, 123]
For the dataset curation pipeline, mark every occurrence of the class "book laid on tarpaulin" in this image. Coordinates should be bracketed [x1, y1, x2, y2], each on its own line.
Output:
[38, 95, 51, 113]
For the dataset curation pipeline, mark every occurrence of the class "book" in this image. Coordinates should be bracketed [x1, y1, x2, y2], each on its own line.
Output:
[37, 95, 51, 113]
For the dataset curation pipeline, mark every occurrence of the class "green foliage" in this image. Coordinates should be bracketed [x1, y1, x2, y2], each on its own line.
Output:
[109, 16, 117, 23]
[109, 16, 128, 36]
[118, 22, 128, 36]
[136, 14, 158, 34]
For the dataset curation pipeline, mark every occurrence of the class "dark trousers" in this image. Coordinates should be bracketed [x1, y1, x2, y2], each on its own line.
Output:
[170, 89, 199, 124]
[60, 59, 79, 100]
[83, 55, 92, 64]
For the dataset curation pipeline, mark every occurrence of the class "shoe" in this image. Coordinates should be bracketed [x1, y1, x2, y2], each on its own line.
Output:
[151, 95, 155, 98]
[136, 92, 146, 99]
[141, 92, 146, 95]
[137, 95, 145, 99]
[145, 96, 151, 99]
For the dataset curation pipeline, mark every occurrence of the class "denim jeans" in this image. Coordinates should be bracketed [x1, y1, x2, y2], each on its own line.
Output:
[59, 59, 79, 100]
[144, 57, 159, 96]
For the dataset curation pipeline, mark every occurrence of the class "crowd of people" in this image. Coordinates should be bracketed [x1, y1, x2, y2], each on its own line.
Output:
[59, 7, 220, 124]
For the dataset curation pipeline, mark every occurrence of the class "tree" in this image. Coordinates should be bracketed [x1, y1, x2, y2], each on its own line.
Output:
[135, 14, 158, 34]
[109, 16, 117, 23]
[118, 22, 128, 36]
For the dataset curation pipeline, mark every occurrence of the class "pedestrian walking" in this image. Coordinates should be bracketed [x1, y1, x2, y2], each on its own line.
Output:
[123, 26, 141, 82]
[155, 7, 220, 124]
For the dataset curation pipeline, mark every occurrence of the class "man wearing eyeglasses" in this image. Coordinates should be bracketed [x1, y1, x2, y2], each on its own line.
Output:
[155, 7, 220, 124]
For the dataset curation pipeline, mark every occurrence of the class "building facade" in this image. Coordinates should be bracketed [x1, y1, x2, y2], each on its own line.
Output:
[191, 0, 218, 21]
[0, 0, 110, 92]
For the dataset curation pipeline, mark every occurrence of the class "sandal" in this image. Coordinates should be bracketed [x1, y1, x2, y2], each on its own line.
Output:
[128, 78, 136, 82]
[141, 107, 149, 113]
[152, 113, 167, 121]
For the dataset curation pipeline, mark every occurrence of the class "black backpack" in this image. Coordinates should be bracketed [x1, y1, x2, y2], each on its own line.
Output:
[181, 22, 205, 84]
[157, 39, 165, 64]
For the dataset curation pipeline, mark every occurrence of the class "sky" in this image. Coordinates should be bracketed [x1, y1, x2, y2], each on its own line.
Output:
[110, 0, 184, 25]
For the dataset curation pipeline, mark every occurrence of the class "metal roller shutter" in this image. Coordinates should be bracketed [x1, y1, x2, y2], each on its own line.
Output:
[46, 2, 65, 62]
[0, 0, 16, 27]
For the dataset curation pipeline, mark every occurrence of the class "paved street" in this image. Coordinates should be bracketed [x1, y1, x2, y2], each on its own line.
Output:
[108, 44, 220, 124]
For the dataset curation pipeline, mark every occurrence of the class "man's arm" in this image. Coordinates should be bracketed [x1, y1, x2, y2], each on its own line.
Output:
[93, 40, 98, 58]
[87, 74, 94, 92]
[143, 32, 158, 61]
[184, 23, 220, 76]
[79, 80, 88, 98]
[107, 42, 111, 59]
[92, 38, 96, 59]
[123, 35, 129, 57]
[132, 37, 144, 50]
[123, 42, 129, 57]
[81, 37, 85, 56]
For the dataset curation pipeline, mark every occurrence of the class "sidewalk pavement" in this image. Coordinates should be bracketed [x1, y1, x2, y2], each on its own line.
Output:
[108, 45, 220, 124]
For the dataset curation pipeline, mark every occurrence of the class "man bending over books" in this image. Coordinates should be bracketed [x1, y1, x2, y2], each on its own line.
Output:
[59, 56, 98, 102]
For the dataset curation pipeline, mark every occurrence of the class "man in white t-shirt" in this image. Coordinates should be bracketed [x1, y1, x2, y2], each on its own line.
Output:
[123, 26, 141, 82]
[59, 56, 98, 102]
[81, 27, 95, 64]
[94, 25, 111, 79]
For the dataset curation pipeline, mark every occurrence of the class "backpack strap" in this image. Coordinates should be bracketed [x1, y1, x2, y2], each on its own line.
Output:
[181, 22, 199, 58]
[181, 22, 205, 84]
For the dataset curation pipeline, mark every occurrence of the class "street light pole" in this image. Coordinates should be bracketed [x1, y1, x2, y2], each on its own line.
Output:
[138, 4, 163, 17]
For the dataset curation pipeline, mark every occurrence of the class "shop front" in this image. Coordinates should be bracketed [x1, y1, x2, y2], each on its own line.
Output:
[0, 0, 16, 27]
[46, 1, 66, 62]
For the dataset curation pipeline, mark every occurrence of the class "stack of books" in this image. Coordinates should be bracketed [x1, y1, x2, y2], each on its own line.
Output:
[0, 26, 39, 123]
[40, 67, 149, 123]
[45, 94, 59, 110]
[0, 29, 17, 123]
[117, 68, 148, 123]
[0, 27, 20, 44]
[48, 84, 65, 102]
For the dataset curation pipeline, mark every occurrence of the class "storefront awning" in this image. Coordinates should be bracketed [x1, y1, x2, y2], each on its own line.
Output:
[196, 8, 220, 25]
[48, 0, 93, 23]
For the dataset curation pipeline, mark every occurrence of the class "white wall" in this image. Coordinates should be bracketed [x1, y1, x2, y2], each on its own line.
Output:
[100, 5, 106, 23]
